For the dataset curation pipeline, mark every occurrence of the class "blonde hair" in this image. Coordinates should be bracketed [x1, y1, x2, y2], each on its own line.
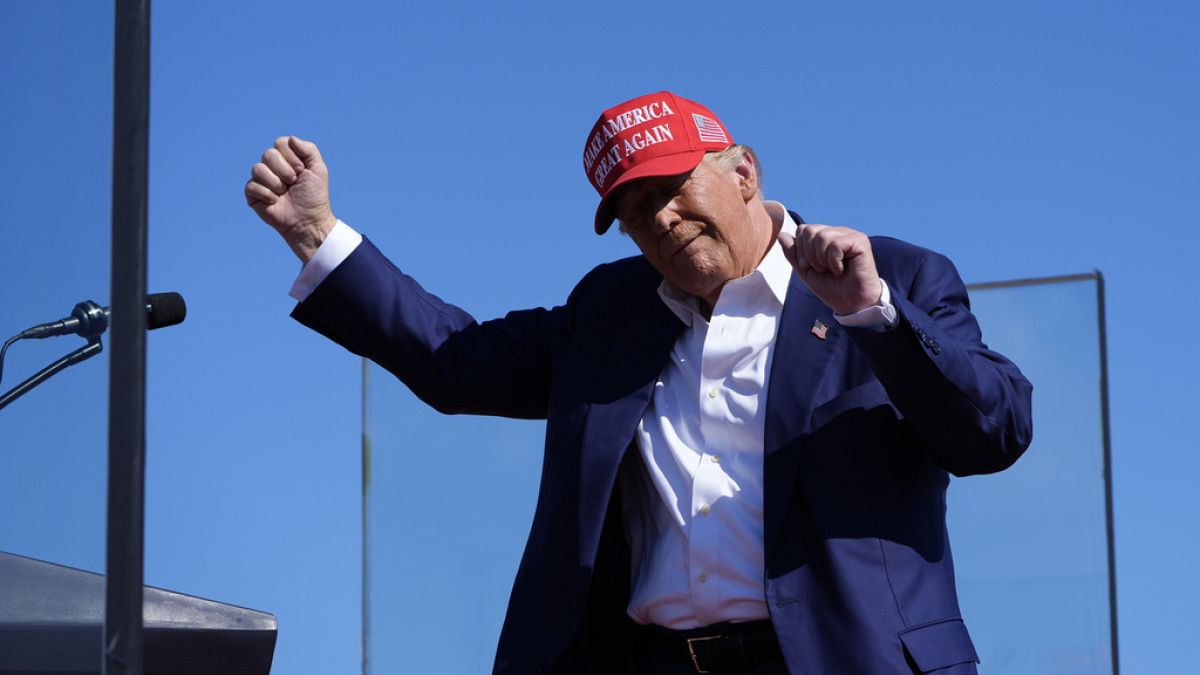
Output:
[708, 144, 764, 195]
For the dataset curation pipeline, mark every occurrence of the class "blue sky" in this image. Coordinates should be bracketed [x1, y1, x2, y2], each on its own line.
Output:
[2, 1, 1198, 673]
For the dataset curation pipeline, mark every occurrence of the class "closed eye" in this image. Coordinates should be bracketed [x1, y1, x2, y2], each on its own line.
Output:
[615, 174, 691, 234]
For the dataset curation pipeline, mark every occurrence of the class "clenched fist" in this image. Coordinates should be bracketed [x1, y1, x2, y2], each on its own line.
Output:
[244, 136, 336, 263]
[778, 224, 883, 315]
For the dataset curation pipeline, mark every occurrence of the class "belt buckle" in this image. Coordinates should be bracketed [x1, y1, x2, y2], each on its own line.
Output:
[686, 635, 722, 674]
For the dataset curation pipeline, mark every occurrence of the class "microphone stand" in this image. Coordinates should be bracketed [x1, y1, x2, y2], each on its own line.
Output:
[0, 337, 104, 412]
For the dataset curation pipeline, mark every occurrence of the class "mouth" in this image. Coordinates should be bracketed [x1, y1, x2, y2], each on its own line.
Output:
[667, 232, 702, 259]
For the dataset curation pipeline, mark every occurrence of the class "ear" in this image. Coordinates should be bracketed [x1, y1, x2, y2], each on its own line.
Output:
[733, 150, 759, 202]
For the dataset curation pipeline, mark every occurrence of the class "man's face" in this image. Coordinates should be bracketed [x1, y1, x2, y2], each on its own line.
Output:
[614, 156, 764, 309]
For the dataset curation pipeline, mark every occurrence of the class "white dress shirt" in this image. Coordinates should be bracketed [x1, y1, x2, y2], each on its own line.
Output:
[291, 205, 897, 630]
[620, 203, 895, 628]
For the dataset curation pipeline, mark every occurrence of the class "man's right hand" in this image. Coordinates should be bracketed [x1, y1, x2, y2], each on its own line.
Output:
[244, 135, 337, 263]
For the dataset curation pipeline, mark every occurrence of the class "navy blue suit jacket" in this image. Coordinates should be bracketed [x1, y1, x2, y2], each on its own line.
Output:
[293, 231, 1032, 675]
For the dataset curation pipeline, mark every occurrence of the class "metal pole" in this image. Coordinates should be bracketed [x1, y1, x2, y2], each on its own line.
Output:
[106, 1, 150, 673]
[1096, 271, 1121, 674]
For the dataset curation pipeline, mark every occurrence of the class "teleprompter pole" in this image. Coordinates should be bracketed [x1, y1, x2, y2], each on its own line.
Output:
[105, 1, 150, 673]
[1096, 272, 1120, 675]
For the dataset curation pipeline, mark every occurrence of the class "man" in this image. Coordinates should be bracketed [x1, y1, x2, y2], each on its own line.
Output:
[245, 91, 1032, 674]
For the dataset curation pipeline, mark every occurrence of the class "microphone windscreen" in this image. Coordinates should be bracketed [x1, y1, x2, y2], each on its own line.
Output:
[146, 292, 187, 330]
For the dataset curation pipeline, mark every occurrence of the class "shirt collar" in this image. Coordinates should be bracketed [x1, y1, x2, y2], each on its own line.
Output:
[656, 201, 797, 326]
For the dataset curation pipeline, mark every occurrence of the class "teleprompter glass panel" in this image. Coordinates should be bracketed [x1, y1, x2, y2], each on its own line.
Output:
[363, 274, 1115, 674]
[949, 274, 1115, 674]
[362, 363, 544, 673]
[0, 1, 114, 576]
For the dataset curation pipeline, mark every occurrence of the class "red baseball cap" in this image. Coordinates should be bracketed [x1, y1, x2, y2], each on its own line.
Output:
[583, 91, 734, 234]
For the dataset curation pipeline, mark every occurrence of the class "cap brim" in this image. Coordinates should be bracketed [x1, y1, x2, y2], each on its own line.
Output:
[593, 150, 709, 234]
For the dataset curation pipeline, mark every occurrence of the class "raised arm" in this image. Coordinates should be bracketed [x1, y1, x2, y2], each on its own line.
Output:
[245, 136, 564, 419]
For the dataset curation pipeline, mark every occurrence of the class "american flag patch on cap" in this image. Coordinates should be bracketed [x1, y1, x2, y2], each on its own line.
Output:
[693, 113, 729, 144]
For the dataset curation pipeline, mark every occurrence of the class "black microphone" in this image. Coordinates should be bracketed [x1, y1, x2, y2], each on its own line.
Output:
[20, 292, 187, 339]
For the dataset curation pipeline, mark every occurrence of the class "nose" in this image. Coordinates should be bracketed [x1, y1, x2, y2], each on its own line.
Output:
[650, 198, 681, 235]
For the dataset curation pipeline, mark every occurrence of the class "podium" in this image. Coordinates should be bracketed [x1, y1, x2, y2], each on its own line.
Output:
[0, 551, 276, 674]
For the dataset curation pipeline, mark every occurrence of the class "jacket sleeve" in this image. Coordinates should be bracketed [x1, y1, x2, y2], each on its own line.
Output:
[843, 243, 1034, 476]
[290, 237, 576, 420]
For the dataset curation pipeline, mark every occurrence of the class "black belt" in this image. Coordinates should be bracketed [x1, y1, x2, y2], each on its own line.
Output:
[642, 619, 782, 673]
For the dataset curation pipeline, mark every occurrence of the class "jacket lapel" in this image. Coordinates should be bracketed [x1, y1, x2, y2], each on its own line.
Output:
[763, 273, 842, 560]
[576, 293, 682, 568]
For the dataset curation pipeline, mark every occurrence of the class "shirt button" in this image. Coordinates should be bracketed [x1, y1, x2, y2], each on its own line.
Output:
[709, 455, 720, 463]
[699, 504, 710, 515]
[707, 387, 718, 399]
[698, 572, 709, 583]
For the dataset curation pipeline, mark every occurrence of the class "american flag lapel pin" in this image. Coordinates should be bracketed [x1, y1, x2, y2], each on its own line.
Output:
[810, 319, 829, 340]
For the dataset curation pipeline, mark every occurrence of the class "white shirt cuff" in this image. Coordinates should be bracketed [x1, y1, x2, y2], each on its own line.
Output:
[289, 220, 363, 302]
[833, 279, 899, 331]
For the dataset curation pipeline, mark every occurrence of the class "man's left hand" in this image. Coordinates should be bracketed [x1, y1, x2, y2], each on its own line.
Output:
[778, 224, 883, 315]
